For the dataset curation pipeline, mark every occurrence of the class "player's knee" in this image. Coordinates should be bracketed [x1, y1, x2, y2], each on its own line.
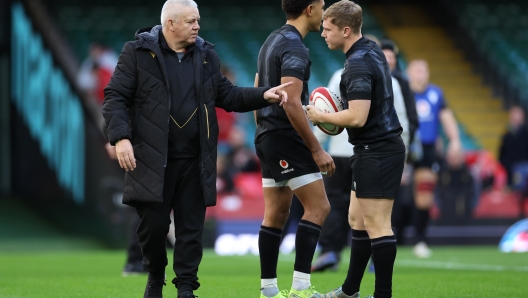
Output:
[319, 200, 331, 218]
[348, 214, 364, 229]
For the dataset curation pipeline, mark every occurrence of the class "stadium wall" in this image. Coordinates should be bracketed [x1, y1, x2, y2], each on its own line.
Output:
[7, 0, 130, 248]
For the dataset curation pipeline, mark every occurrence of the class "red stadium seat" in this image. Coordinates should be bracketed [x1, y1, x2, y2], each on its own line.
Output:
[233, 172, 264, 201]
[473, 189, 520, 218]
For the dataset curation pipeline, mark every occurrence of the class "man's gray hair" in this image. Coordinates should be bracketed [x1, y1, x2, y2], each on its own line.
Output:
[161, 0, 198, 27]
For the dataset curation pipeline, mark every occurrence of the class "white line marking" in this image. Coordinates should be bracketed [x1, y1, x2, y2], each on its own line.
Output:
[396, 259, 528, 272]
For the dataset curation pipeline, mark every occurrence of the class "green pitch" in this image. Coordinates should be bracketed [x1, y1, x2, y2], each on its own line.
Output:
[0, 247, 526, 297]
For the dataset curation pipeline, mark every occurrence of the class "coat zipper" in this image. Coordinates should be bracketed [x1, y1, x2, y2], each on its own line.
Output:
[204, 104, 210, 139]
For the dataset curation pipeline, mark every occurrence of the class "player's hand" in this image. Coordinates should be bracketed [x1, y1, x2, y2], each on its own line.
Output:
[263, 81, 292, 106]
[446, 140, 463, 168]
[115, 139, 136, 171]
[305, 105, 323, 125]
[105, 142, 117, 160]
[312, 149, 335, 177]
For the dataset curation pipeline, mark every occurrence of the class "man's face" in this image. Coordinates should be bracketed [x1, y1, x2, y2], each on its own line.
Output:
[170, 6, 200, 46]
[321, 19, 344, 51]
[408, 62, 430, 87]
[509, 106, 525, 128]
[308, 0, 325, 32]
[382, 49, 397, 72]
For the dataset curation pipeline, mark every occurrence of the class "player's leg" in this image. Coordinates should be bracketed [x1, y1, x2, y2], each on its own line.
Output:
[340, 189, 374, 297]
[412, 144, 437, 258]
[257, 138, 292, 298]
[413, 167, 436, 258]
[289, 177, 330, 296]
[360, 152, 404, 298]
[260, 185, 293, 298]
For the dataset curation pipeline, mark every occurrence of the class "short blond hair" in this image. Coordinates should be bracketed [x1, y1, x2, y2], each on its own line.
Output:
[323, 0, 362, 34]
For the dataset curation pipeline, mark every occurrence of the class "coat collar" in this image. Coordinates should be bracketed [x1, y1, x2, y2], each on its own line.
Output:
[134, 25, 211, 51]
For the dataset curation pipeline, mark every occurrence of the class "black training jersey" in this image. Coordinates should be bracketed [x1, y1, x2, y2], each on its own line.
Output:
[255, 24, 311, 142]
[341, 36, 403, 153]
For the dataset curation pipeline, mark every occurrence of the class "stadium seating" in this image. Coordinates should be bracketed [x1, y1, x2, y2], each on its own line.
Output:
[444, 0, 528, 109]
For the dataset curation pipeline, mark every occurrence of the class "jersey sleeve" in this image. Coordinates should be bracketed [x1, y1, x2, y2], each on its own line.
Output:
[342, 59, 372, 101]
[280, 44, 310, 81]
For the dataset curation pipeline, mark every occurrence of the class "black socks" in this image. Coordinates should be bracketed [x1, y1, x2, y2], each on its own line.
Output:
[294, 220, 321, 273]
[371, 235, 397, 298]
[342, 229, 371, 295]
[259, 226, 283, 279]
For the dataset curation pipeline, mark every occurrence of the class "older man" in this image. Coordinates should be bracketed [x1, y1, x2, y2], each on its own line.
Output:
[102, 1, 290, 297]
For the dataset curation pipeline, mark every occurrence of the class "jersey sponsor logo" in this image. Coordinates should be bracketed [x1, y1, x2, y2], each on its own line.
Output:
[416, 99, 433, 120]
[281, 168, 294, 174]
[279, 160, 289, 169]
[427, 90, 439, 104]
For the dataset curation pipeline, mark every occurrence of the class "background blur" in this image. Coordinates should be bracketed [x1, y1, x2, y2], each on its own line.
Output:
[1, 0, 528, 254]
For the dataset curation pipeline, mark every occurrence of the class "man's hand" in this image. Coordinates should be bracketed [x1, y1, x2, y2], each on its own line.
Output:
[105, 142, 117, 160]
[305, 105, 324, 125]
[313, 150, 335, 177]
[263, 81, 293, 106]
[115, 139, 136, 171]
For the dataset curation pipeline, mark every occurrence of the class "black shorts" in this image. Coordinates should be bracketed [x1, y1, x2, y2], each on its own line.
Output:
[350, 151, 406, 198]
[255, 129, 320, 182]
[415, 144, 436, 169]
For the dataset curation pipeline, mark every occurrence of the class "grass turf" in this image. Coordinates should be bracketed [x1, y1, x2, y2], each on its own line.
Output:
[0, 246, 526, 297]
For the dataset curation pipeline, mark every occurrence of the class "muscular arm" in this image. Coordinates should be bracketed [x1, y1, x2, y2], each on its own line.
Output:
[308, 99, 371, 128]
[282, 77, 323, 152]
[282, 77, 335, 175]
[254, 73, 258, 125]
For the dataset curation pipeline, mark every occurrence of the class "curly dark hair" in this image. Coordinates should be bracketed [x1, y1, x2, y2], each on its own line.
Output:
[282, 0, 320, 20]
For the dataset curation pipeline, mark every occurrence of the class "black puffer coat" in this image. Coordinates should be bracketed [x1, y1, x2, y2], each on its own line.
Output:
[103, 25, 270, 206]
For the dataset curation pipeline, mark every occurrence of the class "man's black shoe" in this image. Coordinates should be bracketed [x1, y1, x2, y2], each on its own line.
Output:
[144, 274, 166, 298]
[178, 291, 197, 298]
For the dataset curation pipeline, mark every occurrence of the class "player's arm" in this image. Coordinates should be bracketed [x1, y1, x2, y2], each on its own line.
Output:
[307, 100, 371, 128]
[439, 108, 460, 145]
[439, 107, 462, 155]
[254, 73, 258, 125]
[307, 61, 372, 128]
[282, 76, 335, 176]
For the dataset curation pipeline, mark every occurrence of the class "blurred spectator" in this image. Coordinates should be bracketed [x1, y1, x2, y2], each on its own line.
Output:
[77, 42, 118, 103]
[407, 59, 462, 258]
[92, 62, 113, 105]
[499, 105, 528, 186]
[379, 38, 420, 246]
[225, 126, 260, 173]
[216, 65, 237, 147]
[310, 68, 353, 273]
[216, 153, 234, 194]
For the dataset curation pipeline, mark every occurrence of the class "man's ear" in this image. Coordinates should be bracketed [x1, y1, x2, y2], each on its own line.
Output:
[306, 4, 314, 16]
[343, 26, 351, 37]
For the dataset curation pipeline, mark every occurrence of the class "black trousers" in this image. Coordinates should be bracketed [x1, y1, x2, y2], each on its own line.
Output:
[318, 156, 352, 254]
[136, 158, 206, 292]
[126, 208, 143, 264]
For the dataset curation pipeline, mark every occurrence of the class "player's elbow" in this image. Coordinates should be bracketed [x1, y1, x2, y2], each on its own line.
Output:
[348, 118, 367, 128]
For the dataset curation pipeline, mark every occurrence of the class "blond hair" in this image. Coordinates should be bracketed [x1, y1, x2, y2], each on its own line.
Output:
[322, 0, 362, 34]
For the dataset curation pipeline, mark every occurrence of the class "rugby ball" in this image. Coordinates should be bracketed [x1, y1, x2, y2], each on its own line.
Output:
[309, 87, 344, 135]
